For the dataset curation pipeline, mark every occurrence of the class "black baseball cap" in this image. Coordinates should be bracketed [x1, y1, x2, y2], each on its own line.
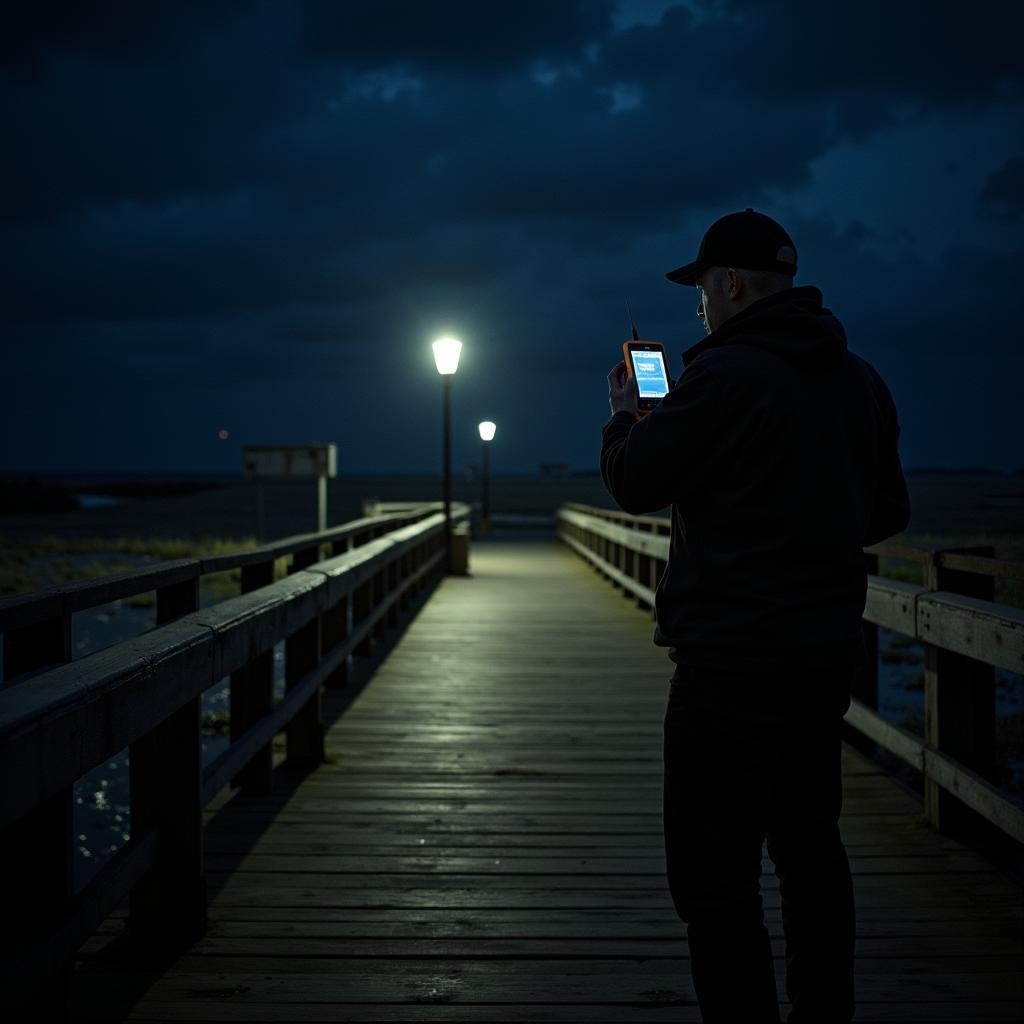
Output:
[666, 208, 797, 286]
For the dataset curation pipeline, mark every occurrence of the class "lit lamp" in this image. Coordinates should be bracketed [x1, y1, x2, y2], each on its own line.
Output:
[432, 336, 462, 571]
[478, 421, 496, 533]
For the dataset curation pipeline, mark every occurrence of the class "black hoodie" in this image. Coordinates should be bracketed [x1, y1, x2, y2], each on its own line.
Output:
[600, 285, 910, 672]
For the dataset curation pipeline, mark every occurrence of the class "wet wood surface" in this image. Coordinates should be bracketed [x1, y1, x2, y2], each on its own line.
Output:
[71, 536, 1024, 1022]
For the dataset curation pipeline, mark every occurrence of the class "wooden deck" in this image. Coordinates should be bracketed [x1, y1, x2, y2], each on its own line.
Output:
[72, 535, 1024, 1022]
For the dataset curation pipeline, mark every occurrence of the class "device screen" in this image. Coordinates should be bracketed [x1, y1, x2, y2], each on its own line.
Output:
[632, 348, 670, 399]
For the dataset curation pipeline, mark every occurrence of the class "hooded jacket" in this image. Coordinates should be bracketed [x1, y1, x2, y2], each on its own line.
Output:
[600, 285, 910, 671]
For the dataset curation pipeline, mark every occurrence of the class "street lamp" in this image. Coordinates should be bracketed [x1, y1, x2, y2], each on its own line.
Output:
[432, 336, 462, 571]
[478, 421, 496, 533]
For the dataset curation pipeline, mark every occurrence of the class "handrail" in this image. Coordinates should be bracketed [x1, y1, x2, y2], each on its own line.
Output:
[557, 502, 1024, 845]
[0, 503, 469, 1013]
[0, 506, 436, 643]
[560, 501, 1024, 581]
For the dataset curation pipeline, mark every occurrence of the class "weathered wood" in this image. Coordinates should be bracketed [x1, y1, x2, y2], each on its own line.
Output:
[155, 573, 201, 625]
[0, 506, 451, 638]
[1, 604, 72, 683]
[229, 559, 276, 795]
[284, 615, 323, 769]
[353, 578, 375, 657]
[923, 549, 997, 836]
[918, 590, 1024, 675]
[848, 553, 881, 753]
[0, 621, 215, 828]
[0, 562, 200, 641]
[321, 594, 350, 689]
[561, 530, 656, 607]
[0, 584, 77, 1023]
[938, 549, 1024, 581]
[845, 698, 925, 768]
[229, 650, 274, 795]
[863, 575, 920, 635]
[70, 958, 1024, 1011]
[0, 787, 74, 1017]
[0, 825, 159, 1014]
[386, 560, 400, 627]
[372, 568, 387, 640]
[129, 697, 206, 937]
[61, 995, 1024, 1023]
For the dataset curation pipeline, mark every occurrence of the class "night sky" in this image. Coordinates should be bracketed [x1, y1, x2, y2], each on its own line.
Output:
[3, 1, 1022, 477]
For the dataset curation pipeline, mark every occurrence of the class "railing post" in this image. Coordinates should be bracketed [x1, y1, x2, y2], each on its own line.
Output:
[156, 574, 200, 624]
[922, 547, 996, 835]
[846, 551, 880, 753]
[285, 547, 324, 769]
[2, 609, 72, 685]
[373, 569, 387, 641]
[322, 592, 350, 690]
[353, 578, 375, 657]
[231, 560, 276, 796]
[637, 521, 652, 609]
[130, 577, 205, 938]
[1, 601, 75, 1017]
[1, 789, 74, 1019]
[129, 700, 206, 936]
[398, 553, 411, 611]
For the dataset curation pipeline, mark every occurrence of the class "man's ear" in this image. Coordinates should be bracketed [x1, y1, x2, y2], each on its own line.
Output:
[726, 267, 742, 300]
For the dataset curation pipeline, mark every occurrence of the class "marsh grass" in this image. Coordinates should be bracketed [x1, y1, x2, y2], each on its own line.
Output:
[0, 535, 262, 598]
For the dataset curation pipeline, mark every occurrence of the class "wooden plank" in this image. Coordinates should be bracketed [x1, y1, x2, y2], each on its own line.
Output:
[863, 576, 921, 634]
[918, 590, 1024, 674]
[71, 958, 1023, 1001]
[64, 999, 1024, 1023]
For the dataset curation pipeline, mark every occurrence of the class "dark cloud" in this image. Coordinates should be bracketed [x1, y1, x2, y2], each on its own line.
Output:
[299, 0, 614, 70]
[599, 1, 1024, 138]
[979, 156, 1024, 221]
[2, 0, 1022, 474]
[1, 1, 247, 66]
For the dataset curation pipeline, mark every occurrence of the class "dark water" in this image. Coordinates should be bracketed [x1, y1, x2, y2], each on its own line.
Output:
[74, 494, 129, 509]
[70, 604, 286, 890]
[72, 649, 287, 890]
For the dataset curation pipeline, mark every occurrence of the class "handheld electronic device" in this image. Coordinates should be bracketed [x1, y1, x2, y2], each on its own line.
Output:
[623, 340, 671, 415]
[621, 303, 670, 416]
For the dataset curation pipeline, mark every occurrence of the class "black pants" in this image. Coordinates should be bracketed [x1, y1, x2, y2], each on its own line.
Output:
[663, 664, 855, 1023]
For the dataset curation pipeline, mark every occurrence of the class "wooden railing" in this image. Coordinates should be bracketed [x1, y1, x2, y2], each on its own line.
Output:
[0, 506, 439, 685]
[557, 502, 1024, 844]
[0, 504, 469, 1014]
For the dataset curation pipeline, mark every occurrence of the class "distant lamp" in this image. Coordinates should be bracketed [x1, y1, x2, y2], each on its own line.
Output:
[432, 337, 463, 376]
[478, 421, 496, 532]
[433, 336, 462, 570]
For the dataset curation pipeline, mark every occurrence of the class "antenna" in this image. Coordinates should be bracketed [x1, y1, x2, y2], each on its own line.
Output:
[626, 300, 639, 341]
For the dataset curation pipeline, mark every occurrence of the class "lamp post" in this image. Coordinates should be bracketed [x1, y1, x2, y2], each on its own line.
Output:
[432, 336, 462, 571]
[478, 421, 496, 533]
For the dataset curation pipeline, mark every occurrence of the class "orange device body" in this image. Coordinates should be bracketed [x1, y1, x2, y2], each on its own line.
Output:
[622, 340, 670, 418]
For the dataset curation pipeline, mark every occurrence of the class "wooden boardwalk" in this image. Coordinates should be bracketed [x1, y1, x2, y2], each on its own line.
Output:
[72, 536, 1024, 1022]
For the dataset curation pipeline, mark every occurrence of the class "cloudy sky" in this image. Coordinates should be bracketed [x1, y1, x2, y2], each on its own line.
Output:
[3, 0, 1022, 476]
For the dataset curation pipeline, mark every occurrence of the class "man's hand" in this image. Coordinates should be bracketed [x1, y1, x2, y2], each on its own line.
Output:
[608, 361, 639, 417]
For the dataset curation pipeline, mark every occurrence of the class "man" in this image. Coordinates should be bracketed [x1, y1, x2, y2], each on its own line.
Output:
[601, 209, 910, 1022]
